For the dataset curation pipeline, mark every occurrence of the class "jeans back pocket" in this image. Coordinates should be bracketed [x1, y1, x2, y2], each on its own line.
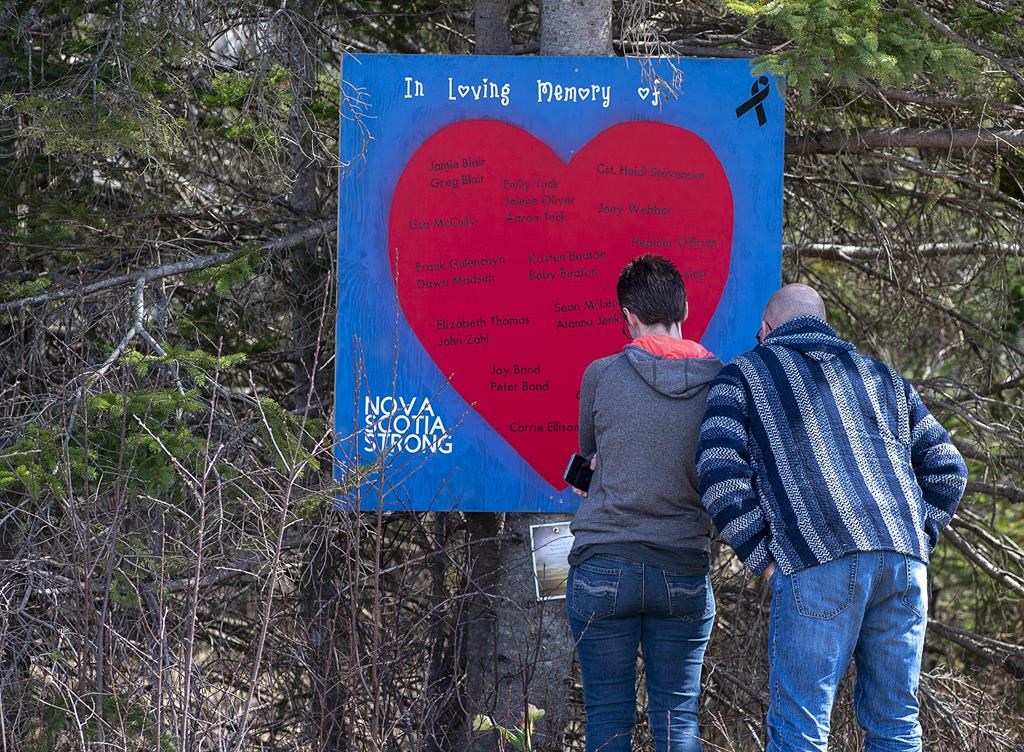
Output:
[664, 573, 713, 621]
[570, 563, 620, 621]
[901, 555, 928, 618]
[792, 556, 857, 619]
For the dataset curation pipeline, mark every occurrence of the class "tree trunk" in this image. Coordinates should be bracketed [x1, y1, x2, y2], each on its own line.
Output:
[490, 2, 615, 744]
[460, 512, 506, 750]
[287, 3, 329, 421]
[540, 0, 612, 56]
[475, 514, 575, 750]
[423, 513, 460, 752]
[284, 4, 345, 751]
[475, 0, 512, 54]
[460, 2, 615, 749]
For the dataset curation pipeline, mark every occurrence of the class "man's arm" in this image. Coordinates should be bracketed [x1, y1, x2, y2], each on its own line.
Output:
[906, 383, 968, 549]
[697, 364, 773, 575]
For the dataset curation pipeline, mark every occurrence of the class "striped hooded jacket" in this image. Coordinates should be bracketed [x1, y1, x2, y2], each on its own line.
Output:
[696, 316, 967, 576]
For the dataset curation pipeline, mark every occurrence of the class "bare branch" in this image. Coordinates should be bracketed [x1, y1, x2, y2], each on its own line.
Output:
[785, 240, 1022, 260]
[855, 81, 1024, 120]
[966, 480, 1024, 504]
[786, 127, 1024, 154]
[945, 524, 1024, 599]
[929, 621, 1024, 679]
[0, 220, 334, 313]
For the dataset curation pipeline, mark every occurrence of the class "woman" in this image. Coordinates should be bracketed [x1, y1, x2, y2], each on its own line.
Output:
[568, 254, 723, 752]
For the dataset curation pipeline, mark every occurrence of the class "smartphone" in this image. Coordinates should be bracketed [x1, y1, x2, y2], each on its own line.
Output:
[563, 453, 594, 493]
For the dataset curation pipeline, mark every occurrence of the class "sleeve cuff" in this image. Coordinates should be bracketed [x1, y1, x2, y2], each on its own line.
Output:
[740, 535, 772, 575]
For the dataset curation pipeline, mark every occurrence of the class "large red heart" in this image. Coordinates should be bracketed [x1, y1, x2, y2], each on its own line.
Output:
[388, 120, 733, 489]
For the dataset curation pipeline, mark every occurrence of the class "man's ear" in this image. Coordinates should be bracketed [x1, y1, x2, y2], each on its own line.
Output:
[682, 301, 689, 323]
[625, 309, 641, 329]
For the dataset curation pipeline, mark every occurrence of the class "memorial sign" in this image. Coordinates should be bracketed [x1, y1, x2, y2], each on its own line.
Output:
[336, 55, 784, 512]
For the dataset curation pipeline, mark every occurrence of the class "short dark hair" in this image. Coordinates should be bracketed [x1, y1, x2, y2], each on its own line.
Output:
[616, 254, 687, 327]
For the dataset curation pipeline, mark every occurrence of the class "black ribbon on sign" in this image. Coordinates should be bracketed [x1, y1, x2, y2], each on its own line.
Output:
[735, 76, 770, 127]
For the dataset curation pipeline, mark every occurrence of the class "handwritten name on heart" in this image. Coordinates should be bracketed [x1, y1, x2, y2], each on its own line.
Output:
[388, 120, 733, 488]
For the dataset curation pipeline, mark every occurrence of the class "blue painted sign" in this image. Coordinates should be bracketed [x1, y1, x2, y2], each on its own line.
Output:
[336, 54, 783, 512]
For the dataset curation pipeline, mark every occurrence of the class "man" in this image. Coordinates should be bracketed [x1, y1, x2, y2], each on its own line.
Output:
[696, 283, 967, 752]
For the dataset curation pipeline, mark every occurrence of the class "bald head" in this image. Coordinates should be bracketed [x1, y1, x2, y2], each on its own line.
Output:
[764, 283, 826, 327]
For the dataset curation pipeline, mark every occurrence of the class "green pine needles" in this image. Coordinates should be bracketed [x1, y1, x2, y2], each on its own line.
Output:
[728, 0, 979, 90]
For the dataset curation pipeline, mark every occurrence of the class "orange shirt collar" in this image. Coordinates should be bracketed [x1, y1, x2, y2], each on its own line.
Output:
[630, 334, 712, 359]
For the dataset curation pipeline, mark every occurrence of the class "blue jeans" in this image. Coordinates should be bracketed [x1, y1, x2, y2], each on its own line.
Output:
[567, 556, 715, 752]
[767, 552, 929, 752]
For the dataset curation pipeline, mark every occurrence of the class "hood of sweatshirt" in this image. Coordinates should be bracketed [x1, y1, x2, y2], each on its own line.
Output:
[761, 315, 856, 362]
[623, 335, 723, 398]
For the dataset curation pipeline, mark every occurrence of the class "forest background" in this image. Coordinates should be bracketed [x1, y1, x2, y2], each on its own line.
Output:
[1, 1, 1023, 750]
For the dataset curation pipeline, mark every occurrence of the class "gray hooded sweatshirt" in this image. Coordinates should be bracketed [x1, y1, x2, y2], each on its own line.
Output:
[569, 338, 724, 573]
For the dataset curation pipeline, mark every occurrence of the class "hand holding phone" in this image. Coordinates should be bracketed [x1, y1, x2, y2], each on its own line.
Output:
[564, 453, 594, 494]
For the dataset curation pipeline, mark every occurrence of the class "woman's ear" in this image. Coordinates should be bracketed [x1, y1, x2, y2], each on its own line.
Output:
[682, 301, 689, 322]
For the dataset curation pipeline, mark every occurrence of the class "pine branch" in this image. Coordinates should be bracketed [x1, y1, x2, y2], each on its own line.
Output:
[971, 0, 1024, 29]
[0, 220, 334, 313]
[917, 5, 1024, 90]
